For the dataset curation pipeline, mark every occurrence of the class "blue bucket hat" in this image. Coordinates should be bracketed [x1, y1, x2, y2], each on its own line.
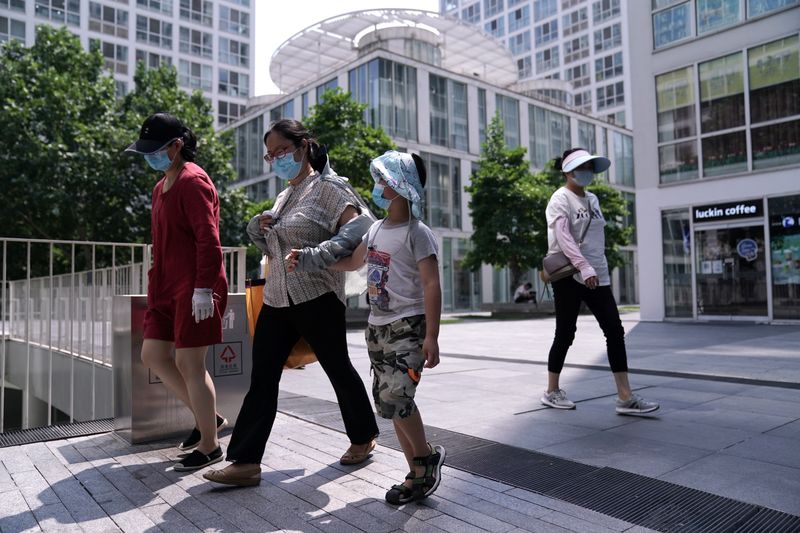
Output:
[370, 151, 425, 219]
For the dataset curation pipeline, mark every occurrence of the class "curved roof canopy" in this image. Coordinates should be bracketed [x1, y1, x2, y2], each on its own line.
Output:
[269, 9, 518, 94]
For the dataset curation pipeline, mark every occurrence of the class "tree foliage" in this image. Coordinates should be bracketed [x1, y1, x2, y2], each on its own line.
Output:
[0, 26, 251, 249]
[303, 88, 396, 212]
[463, 115, 551, 291]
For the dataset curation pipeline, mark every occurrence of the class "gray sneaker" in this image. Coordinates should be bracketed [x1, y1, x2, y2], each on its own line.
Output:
[615, 394, 659, 415]
[540, 389, 576, 410]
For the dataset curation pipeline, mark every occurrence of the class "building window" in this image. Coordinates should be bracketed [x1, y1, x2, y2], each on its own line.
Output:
[529, 104, 571, 168]
[179, 0, 212, 26]
[234, 114, 264, 181]
[478, 87, 487, 146]
[348, 59, 417, 141]
[574, 89, 592, 111]
[484, 0, 504, 17]
[752, 119, 800, 169]
[535, 46, 560, 73]
[462, 2, 481, 23]
[90, 39, 128, 75]
[137, 0, 172, 14]
[656, 66, 696, 143]
[534, 20, 558, 46]
[592, 0, 620, 22]
[496, 94, 520, 147]
[699, 52, 745, 134]
[315, 77, 337, 103]
[697, 0, 742, 34]
[301, 91, 310, 118]
[701, 131, 747, 176]
[430, 74, 469, 152]
[0, 16, 25, 43]
[595, 51, 623, 81]
[136, 15, 173, 49]
[748, 35, 799, 124]
[565, 62, 591, 87]
[115, 80, 128, 98]
[769, 194, 800, 319]
[562, 8, 588, 36]
[219, 68, 249, 98]
[564, 35, 590, 64]
[535, 0, 558, 19]
[517, 56, 533, 77]
[89, 3, 129, 38]
[659, 141, 698, 182]
[219, 37, 249, 67]
[596, 80, 624, 110]
[178, 59, 212, 91]
[509, 6, 530, 32]
[653, 2, 691, 48]
[1, 0, 25, 12]
[578, 121, 597, 153]
[270, 100, 295, 122]
[562, 0, 585, 7]
[220, 5, 249, 36]
[509, 31, 531, 55]
[661, 209, 693, 318]
[613, 132, 634, 186]
[747, 0, 798, 17]
[135, 49, 172, 69]
[485, 17, 504, 38]
[421, 153, 461, 229]
[179, 27, 212, 58]
[218, 100, 244, 125]
[35, 0, 80, 26]
[594, 23, 621, 52]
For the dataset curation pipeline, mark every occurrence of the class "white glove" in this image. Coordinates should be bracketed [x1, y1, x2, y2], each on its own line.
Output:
[191, 288, 214, 323]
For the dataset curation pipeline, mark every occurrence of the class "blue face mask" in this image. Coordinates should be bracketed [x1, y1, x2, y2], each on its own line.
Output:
[272, 149, 302, 181]
[144, 150, 172, 172]
[372, 183, 391, 209]
[571, 169, 595, 187]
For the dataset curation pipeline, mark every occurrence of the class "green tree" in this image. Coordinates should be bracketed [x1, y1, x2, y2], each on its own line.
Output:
[539, 162, 633, 271]
[118, 63, 251, 246]
[0, 26, 124, 242]
[463, 115, 550, 292]
[303, 88, 395, 211]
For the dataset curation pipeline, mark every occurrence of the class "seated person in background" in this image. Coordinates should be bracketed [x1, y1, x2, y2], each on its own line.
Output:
[514, 282, 536, 304]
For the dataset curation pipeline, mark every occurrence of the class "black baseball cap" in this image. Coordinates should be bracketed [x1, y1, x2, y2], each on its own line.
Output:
[125, 113, 184, 154]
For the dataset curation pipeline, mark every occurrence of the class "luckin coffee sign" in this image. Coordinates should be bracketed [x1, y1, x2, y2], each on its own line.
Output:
[693, 199, 763, 223]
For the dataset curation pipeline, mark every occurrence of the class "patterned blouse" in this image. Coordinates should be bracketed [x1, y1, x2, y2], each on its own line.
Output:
[261, 171, 356, 307]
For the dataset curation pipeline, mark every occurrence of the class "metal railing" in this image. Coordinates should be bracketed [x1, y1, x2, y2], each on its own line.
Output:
[0, 237, 247, 432]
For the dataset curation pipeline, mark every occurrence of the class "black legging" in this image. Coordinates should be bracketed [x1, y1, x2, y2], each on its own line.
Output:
[226, 291, 378, 464]
[547, 277, 628, 374]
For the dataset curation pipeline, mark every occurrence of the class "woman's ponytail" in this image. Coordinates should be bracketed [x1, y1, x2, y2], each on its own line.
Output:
[180, 126, 197, 162]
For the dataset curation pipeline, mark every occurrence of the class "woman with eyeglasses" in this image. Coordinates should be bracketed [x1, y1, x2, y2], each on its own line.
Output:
[204, 119, 379, 487]
[124, 113, 228, 472]
[540, 148, 659, 416]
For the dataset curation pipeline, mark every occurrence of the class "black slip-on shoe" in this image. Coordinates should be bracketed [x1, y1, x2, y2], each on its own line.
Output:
[174, 446, 223, 472]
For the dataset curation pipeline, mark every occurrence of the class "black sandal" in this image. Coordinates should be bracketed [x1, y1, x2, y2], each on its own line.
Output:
[385, 472, 415, 505]
[411, 443, 446, 500]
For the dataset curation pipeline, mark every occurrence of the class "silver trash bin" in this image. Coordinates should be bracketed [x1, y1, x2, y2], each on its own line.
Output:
[112, 294, 251, 444]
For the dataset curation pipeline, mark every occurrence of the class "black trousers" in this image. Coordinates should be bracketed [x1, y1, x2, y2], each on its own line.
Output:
[547, 278, 628, 374]
[226, 291, 378, 464]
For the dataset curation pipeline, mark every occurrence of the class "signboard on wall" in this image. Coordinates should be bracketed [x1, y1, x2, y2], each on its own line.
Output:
[692, 199, 763, 223]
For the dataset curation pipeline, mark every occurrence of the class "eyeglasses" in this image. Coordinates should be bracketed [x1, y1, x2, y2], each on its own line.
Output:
[263, 145, 300, 163]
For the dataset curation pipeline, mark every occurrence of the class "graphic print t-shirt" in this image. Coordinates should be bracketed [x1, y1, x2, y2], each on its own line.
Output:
[365, 220, 438, 326]
[545, 187, 610, 286]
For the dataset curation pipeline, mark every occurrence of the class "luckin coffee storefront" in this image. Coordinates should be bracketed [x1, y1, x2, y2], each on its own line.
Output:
[662, 194, 800, 321]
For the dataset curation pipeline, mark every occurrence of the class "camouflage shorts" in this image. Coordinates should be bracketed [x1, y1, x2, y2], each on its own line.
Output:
[365, 315, 426, 420]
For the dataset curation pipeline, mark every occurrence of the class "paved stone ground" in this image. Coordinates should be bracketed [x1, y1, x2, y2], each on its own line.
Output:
[0, 413, 651, 532]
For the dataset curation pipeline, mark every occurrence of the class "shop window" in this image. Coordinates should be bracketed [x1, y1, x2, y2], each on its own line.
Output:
[768, 194, 800, 319]
[661, 209, 693, 317]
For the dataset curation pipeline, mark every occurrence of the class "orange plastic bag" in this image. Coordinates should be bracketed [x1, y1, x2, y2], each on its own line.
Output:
[245, 275, 317, 370]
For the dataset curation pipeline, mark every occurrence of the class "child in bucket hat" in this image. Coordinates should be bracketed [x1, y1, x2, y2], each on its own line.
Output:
[294, 150, 446, 504]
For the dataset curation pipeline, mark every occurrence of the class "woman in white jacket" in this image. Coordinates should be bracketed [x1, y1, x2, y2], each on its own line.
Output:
[541, 148, 659, 415]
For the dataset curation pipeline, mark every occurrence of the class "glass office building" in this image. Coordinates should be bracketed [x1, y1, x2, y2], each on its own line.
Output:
[226, 10, 637, 310]
[630, 0, 799, 322]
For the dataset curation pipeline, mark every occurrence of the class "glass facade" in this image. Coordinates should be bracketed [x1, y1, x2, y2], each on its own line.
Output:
[420, 152, 461, 229]
[495, 94, 521, 147]
[429, 74, 469, 151]
[529, 104, 571, 168]
[234, 114, 264, 182]
[442, 238, 482, 311]
[613, 132, 634, 186]
[653, 0, 798, 48]
[769, 194, 800, 319]
[478, 88, 488, 147]
[656, 35, 799, 182]
[661, 209, 693, 317]
[315, 78, 338, 103]
[348, 58, 418, 141]
[578, 121, 597, 154]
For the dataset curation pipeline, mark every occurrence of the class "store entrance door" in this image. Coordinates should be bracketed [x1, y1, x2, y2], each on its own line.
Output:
[695, 224, 768, 318]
